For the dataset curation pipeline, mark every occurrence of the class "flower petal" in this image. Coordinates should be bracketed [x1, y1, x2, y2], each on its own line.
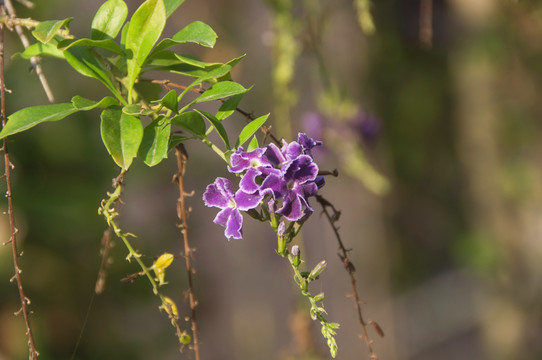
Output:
[277, 192, 304, 221]
[213, 207, 233, 227]
[264, 143, 286, 166]
[225, 208, 243, 240]
[260, 173, 288, 199]
[234, 189, 263, 211]
[239, 167, 262, 194]
[203, 177, 234, 208]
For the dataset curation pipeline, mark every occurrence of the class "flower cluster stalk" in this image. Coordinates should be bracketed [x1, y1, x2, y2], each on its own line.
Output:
[284, 245, 339, 358]
[98, 175, 189, 346]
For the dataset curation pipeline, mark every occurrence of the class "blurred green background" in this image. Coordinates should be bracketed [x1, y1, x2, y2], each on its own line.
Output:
[1, 0, 542, 359]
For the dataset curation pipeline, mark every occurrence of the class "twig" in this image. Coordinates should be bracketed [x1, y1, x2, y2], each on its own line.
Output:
[2, 0, 54, 102]
[173, 144, 201, 360]
[315, 194, 382, 359]
[0, 14, 39, 360]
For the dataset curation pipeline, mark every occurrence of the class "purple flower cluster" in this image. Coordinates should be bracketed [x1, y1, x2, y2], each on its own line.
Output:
[203, 133, 325, 240]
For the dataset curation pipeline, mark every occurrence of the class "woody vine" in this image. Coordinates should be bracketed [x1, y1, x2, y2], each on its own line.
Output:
[0, 0, 382, 359]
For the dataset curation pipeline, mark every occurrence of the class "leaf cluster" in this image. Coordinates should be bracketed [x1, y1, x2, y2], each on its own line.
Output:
[2, 0, 269, 170]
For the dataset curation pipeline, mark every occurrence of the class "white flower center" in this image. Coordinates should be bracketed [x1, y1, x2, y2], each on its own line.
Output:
[228, 199, 237, 208]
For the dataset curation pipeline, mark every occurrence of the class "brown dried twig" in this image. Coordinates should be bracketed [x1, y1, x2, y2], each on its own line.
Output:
[315, 194, 383, 360]
[0, 15, 39, 360]
[2, 0, 54, 102]
[173, 144, 201, 360]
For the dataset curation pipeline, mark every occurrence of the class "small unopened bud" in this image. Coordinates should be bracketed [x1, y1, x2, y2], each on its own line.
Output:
[291, 245, 301, 267]
[308, 260, 327, 280]
[160, 297, 179, 318]
[179, 331, 191, 345]
[277, 222, 286, 238]
[313, 292, 325, 302]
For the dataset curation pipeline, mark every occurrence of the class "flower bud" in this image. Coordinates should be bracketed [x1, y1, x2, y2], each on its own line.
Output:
[160, 297, 179, 318]
[277, 222, 286, 238]
[153, 253, 174, 286]
[313, 292, 325, 302]
[179, 331, 192, 345]
[291, 245, 301, 267]
[308, 260, 327, 280]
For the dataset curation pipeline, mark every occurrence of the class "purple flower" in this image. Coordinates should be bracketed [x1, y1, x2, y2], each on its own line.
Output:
[261, 155, 320, 221]
[228, 147, 272, 173]
[203, 177, 263, 240]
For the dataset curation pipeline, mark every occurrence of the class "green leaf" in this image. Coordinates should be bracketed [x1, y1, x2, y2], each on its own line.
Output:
[0, 96, 117, 139]
[216, 93, 244, 120]
[58, 38, 125, 56]
[195, 81, 248, 104]
[236, 114, 269, 148]
[16, 41, 65, 59]
[170, 111, 206, 137]
[71, 95, 118, 110]
[0, 103, 77, 139]
[150, 21, 216, 55]
[246, 135, 259, 151]
[195, 110, 230, 149]
[138, 116, 170, 166]
[152, 89, 178, 113]
[125, 0, 166, 97]
[32, 18, 73, 44]
[122, 104, 155, 116]
[168, 135, 194, 151]
[91, 0, 128, 40]
[63, 47, 121, 101]
[100, 107, 143, 170]
[164, 0, 185, 18]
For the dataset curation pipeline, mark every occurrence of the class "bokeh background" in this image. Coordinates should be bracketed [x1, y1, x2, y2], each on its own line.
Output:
[1, 0, 542, 359]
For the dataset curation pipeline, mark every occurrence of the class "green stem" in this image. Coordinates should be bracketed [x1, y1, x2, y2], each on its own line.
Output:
[98, 180, 188, 342]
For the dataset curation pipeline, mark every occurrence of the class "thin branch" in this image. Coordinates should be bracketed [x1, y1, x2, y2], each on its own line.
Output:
[173, 144, 201, 360]
[315, 194, 382, 360]
[2, 0, 55, 102]
[0, 14, 39, 360]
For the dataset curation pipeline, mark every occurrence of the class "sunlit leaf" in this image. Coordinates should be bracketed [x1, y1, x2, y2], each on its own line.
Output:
[0, 96, 117, 139]
[63, 47, 120, 100]
[235, 114, 269, 148]
[164, 0, 185, 18]
[32, 18, 73, 44]
[152, 89, 178, 113]
[216, 93, 244, 120]
[126, 0, 166, 96]
[150, 21, 217, 56]
[91, 0, 128, 40]
[247, 135, 259, 151]
[71, 95, 118, 110]
[16, 41, 65, 59]
[195, 81, 248, 103]
[58, 38, 125, 56]
[0, 103, 77, 139]
[100, 107, 143, 170]
[194, 110, 230, 149]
